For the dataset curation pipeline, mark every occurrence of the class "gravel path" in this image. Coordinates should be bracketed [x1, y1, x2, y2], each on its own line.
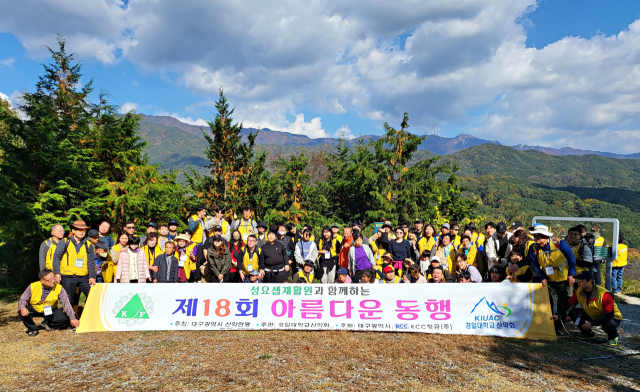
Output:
[617, 294, 640, 337]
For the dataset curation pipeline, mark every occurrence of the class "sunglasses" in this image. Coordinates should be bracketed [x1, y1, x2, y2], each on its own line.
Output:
[125, 226, 135, 229]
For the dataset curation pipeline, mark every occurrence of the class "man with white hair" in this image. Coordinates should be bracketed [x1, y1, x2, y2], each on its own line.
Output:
[39, 224, 65, 271]
[525, 224, 576, 336]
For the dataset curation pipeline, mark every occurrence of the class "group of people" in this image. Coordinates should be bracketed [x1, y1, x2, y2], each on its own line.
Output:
[19, 205, 626, 344]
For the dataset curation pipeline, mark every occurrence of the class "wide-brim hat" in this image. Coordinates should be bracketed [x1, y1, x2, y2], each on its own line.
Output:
[529, 225, 554, 238]
[70, 220, 90, 230]
[174, 234, 191, 242]
[381, 221, 393, 230]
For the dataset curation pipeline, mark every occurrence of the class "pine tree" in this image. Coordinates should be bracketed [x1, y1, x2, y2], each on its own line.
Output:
[187, 88, 267, 218]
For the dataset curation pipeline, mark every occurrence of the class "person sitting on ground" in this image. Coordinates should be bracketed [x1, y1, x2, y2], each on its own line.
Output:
[116, 236, 151, 283]
[488, 265, 508, 283]
[335, 267, 352, 283]
[505, 247, 533, 283]
[428, 266, 447, 283]
[458, 270, 472, 283]
[455, 254, 483, 283]
[380, 266, 402, 284]
[424, 256, 454, 282]
[151, 241, 179, 283]
[403, 264, 427, 283]
[563, 271, 623, 346]
[244, 269, 263, 283]
[374, 253, 394, 281]
[18, 269, 79, 336]
[296, 260, 315, 283]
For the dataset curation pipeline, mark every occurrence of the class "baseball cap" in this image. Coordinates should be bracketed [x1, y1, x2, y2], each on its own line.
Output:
[575, 271, 594, 281]
[442, 223, 450, 229]
[511, 221, 523, 229]
[95, 242, 109, 250]
[337, 267, 349, 275]
[146, 222, 157, 229]
[168, 220, 179, 226]
[304, 260, 315, 267]
[383, 266, 394, 274]
[250, 270, 260, 276]
[415, 218, 423, 224]
[331, 222, 340, 228]
[496, 222, 507, 234]
[87, 229, 100, 237]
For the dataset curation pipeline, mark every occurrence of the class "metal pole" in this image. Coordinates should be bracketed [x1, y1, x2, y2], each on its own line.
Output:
[605, 260, 612, 291]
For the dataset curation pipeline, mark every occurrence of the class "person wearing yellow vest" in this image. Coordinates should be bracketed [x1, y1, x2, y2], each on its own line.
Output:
[506, 248, 533, 283]
[189, 205, 215, 246]
[331, 223, 343, 243]
[525, 225, 576, 336]
[143, 233, 162, 268]
[380, 265, 402, 284]
[565, 270, 623, 345]
[457, 235, 479, 268]
[295, 260, 315, 283]
[231, 206, 258, 242]
[208, 206, 231, 242]
[18, 269, 79, 336]
[450, 223, 461, 248]
[38, 224, 64, 271]
[418, 224, 437, 255]
[175, 233, 199, 282]
[433, 234, 457, 275]
[370, 232, 390, 268]
[52, 220, 96, 311]
[611, 234, 627, 294]
[105, 232, 129, 283]
[234, 235, 264, 282]
[566, 226, 594, 278]
[317, 226, 341, 283]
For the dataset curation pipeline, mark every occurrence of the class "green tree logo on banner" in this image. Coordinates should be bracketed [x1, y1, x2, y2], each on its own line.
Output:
[112, 293, 154, 326]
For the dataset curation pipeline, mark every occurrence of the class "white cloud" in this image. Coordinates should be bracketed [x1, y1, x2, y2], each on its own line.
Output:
[334, 125, 355, 139]
[0, 91, 9, 102]
[119, 102, 139, 113]
[0, 57, 15, 67]
[3, 0, 640, 151]
[155, 110, 208, 126]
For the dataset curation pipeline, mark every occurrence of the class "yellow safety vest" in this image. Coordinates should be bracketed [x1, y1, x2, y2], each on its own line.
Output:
[44, 238, 59, 270]
[207, 220, 230, 238]
[508, 265, 533, 283]
[536, 240, 568, 282]
[570, 243, 591, 273]
[334, 234, 343, 243]
[190, 214, 204, 244]
[317, 238, 339, 260]
[59, 238, 89, 276]
[177, 242, 198, 280]
[241, 246, 261, 275]
[236, 219, 255, 240]
[143, 244, 162, 267]
[452, 235, 461, 248]
[435, 244, 457, 274]
[103, 243, 123, 283]
[296, 270, 314, 283]
[457, 245, 478, 268]
[381, 275, 402, 284]
[418, 237, 436, 255]
[472, 233, 486, 248]
[29, 281, 62, 313]
[612, 244, 627, 268]
[576, 285, 622, 321]
[594, 236, 605, 247]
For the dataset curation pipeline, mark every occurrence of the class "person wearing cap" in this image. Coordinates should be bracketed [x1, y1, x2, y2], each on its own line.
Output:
[115, 236, 151, 283]
[86, 229, 100, 247]
[151, 241, 179, 283]
[97, 220, 114, 249]
[433, 233, 457, 274]
[380, 266, 402, 284]
[564, 271, 623, 345]
[174, 234, 199, 283]
[403, 264, 427, 283]
[262, 230, 290, 283]
[235, 234, 264, 282]
[39, 224, 65, 271]
[295, 260, 316, 283]
[335, 267, 352, 283]
[231, 206, 258, 242]
[438, 223, 451, 242]
[244, 269, 263, 283]
[18, 269, 79, 336]
[253, 221, 267, 247]
[52, 220, 96, 312]
[511, 221, 524, 232]
[167, 220, 179, 241]
[375, 253, 394, 281]
[424, 256, 455, 282]
[485, 222, 513, 273]
[348, 232, 375, 282]
[565, 226, 594, 281]
[143, 233, 162, 270]
[207, 206, 230, 242]
[525, 224, 576, 335]
[92, 241, 110, 283]
[611, 234, 627, 295]
[317, 226, 341, 283]
[330, 223, 343, 243]
[206, 235, 233, 283]
[295, 228, 318, 275]
[139, 222, 157, 246]
[189, 206, 215, 247]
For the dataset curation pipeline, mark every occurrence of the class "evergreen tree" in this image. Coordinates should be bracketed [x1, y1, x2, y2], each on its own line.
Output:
[186, 88, 267, 218]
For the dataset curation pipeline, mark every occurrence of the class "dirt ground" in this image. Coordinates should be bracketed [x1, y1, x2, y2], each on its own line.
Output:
[1, 294, 639, 392]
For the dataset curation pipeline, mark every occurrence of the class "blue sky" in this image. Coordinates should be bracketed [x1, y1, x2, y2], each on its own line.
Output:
[2, 0, 640, 153]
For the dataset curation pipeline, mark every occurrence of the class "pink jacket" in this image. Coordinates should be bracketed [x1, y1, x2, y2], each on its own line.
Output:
[115, 248, 150, 283]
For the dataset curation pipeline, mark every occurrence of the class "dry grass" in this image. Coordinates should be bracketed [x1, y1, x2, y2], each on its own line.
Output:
[1, 295, 639, 391]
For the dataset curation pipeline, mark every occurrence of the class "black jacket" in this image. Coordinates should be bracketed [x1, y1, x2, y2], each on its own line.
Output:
[152, 254, 179, 283]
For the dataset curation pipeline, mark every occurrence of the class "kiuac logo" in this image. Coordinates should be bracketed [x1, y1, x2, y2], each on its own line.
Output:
[470, 297, 511, 321]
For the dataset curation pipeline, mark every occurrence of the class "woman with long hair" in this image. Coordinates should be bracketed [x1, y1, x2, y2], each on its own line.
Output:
[418, 224, 437, 256]
[104, 232, 129, 283]
[207, 235, 234, 283]
[228, 229, 243, 281]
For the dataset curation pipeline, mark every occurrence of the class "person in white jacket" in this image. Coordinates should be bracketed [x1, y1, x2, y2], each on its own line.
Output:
[294, 228, 318, 272]
[484, 222, 513, 272]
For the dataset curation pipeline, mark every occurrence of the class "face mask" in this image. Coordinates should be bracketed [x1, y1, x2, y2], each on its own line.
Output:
[278, 231, 286, 236]
[233, 235, 241, 240]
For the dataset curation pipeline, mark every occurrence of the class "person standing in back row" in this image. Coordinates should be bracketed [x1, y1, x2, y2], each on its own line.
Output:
[39, 224, 65, 271]
[232, 206, 258, 241]
[485, 222, 513, 273]
[189, 206, 215, 247]
[52, 220, 96, 313]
